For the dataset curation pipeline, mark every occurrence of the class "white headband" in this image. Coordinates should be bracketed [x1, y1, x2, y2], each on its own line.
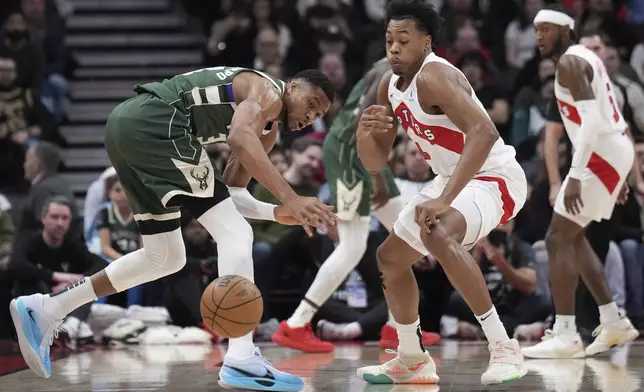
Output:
[533, 9, 575, 30]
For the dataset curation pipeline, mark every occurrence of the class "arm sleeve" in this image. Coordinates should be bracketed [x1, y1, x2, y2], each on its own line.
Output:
[569, 99, 602, 179]
[228, 187, 277, 221]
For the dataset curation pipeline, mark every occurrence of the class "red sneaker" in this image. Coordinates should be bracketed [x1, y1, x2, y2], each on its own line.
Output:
[378, 324, 441, 350]
[272, 321, 334, 353]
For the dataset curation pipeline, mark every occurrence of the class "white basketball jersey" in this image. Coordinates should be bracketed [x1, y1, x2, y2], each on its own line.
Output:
[388, 52, 517, 178]
[554, 44, 627, 146]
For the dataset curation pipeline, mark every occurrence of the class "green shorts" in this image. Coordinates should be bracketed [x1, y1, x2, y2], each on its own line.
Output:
[323, 135, 399, 220]
[104, 93, 226, 234]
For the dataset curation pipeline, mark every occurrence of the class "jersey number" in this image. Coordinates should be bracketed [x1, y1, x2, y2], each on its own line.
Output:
[605, 83, 620, 122]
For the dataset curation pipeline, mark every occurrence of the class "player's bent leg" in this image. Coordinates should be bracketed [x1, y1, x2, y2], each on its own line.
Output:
[356, 233, 439, 385]
[192, 196, 303, 391]
[415, 208, 525, 385]
[274, 218, 370, 353]
[11, 225, 186, 378]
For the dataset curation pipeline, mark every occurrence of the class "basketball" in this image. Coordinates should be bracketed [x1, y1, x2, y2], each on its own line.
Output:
[200, 275, 263, 338]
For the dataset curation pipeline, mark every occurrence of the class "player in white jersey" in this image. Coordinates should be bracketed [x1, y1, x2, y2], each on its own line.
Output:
[525, 4, 639, 360]
[353, 0, 528, 386]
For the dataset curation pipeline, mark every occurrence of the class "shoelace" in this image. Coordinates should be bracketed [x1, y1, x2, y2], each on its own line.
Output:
[48, 321, 66, 345]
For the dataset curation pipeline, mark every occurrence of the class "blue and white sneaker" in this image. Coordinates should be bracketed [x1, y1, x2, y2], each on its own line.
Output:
[218, 347, 304, 391]
[10, 294, 64, 378]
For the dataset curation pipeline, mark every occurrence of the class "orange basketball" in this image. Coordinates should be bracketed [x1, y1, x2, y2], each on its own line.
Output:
[200, 275, 263, 338]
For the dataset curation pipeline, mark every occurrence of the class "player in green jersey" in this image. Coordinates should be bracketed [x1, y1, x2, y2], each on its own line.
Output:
[11, 66, 337, 392]
[273, 59, 418, 353]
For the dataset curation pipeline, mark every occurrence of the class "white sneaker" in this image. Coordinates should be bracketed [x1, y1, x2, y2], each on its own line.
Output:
[521, 330, 585, 359]
[481, 338, 527, 385]
[356, 350, 439, 384]
[585, 317, 639, 356]
[9, 294, 64, 378]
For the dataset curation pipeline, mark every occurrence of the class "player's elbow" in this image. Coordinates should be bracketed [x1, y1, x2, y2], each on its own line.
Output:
[478, 123, 499, 145]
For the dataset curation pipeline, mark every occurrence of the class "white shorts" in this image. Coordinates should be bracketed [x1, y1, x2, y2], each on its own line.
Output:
[554, 132, 633, 227]
[393, 160, 527, 255]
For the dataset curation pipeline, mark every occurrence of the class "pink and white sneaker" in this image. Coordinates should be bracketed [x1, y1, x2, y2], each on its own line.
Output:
[481, 338, 528, 385]
[356, 350, 439, 384]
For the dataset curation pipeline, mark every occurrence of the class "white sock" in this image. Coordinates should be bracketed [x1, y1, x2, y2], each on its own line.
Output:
[287, 219, 370, 328]
[396, 318, 426, 357]
[387, 311, 396, 327]
[44, 278, 97, 320]
[599, 302, 621, 324]
[476, 307, 509, 344]
[553, 315, 577, 336]
[287, 300, 318, 328]
[226, 333, 255, 360]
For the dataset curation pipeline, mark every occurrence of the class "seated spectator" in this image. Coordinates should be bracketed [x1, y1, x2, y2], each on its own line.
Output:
[510, 75, 554, 148]
[0, 112, 28, 192]
[250, 136, 322, 263]
[251, 0, 292, 60]
[603, 40, 644, 137]
[9, 195, 108, 343]
[458, 51, 509, 132]
[0, 11, 44, 92]
[443, 220, 551, 339]
[97, 176, 140, 262]
[83, 166, 116, 236]
[253, 27, 282, 71]
[21, 0, 69, 123]
[0, 56, 44, 144]
[504, 0, 542, 71]
[435, 20, 492, 66]
[18, 141, 81, 240]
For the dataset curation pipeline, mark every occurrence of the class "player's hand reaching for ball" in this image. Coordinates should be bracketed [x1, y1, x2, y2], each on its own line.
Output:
[357, 105, 394, 140]
[274, 205, 300, 226]
[282, 196, 337, 237]
[414, 197, 450, 234]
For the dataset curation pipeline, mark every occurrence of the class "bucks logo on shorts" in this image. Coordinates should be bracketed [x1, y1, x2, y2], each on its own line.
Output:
[190, 165, 210, 190]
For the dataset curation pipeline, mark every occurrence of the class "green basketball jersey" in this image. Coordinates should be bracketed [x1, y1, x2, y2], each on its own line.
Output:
[134, 66, 286, 145]
[327, 77, 366, 145]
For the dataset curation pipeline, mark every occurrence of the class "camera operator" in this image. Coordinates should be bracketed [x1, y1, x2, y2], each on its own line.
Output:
[444, 219, 551, 337]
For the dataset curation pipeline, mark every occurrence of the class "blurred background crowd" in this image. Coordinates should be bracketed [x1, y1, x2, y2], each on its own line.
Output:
[1, 0, 644, 348]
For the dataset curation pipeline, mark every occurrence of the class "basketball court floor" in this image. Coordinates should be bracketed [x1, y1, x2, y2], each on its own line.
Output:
[0, 340, 642, 391]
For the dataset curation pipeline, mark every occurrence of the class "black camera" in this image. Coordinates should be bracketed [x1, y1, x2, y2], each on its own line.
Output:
[487, 228, 508, 248]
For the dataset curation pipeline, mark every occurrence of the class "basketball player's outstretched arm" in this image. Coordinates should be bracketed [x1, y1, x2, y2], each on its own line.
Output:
[557, 55, 601, 213]
[356, 70, 398, 174]
[228, 76, 336, 230]
[222, 125, 299, 225]
[418, 65, 499, 204]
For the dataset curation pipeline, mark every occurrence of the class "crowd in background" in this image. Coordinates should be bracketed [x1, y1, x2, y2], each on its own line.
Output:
[1, 0, 644, 347]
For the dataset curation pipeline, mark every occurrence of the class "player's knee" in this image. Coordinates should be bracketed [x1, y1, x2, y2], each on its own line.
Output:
[418, 225, 461, 261]
[143, 236, 187, 274]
